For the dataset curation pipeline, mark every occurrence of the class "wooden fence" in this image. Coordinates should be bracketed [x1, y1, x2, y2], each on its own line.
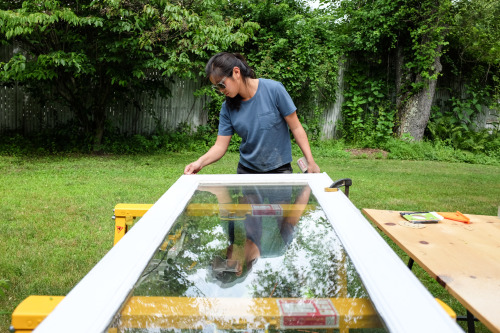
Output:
[1, 44, 496, 138]
[0, 44, 343, 138]
[0, 44, 208, 136]
[0, 76, 343, 138]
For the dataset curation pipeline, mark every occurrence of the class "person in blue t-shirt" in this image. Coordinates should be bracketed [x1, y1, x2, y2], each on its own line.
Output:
[184, 52, 320, 175]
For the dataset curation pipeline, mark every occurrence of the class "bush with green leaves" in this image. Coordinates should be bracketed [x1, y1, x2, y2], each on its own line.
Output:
[0, 0, 259, 149]
[339, 64, 396, 145]
[381, 137, 499, 165]
[425, 84, 499, 158]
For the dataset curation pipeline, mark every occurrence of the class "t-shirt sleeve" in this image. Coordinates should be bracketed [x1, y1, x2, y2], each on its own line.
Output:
[275, 82, 297, 117]
[217, 103, 234, 136]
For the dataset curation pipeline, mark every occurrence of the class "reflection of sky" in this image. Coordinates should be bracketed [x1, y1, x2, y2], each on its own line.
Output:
[118, 188, 382, 332]
[185, 257, 284, 298]
[133, 184, 369, 304]
[184, 209, 358, 299]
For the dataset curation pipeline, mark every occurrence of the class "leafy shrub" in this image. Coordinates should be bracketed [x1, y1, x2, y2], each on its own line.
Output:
[423, 83, 499, 159]
[339, 64, 396, 145]
[426, 115, 500, 158]
[1, 122, 498, 166]
[302, 139, 351, 159]
[382, 137, 499, 165]
[0, 121, 93, 155]
[0, 121, 216, 156]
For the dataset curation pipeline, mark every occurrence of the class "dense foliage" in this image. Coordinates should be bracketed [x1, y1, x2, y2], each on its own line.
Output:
[0, 0, 498, 157]
[0, 0, 258, 148]
[1, 123, 498, 165]
[196, 0, 341, 141]
[326, 0, 499, 144]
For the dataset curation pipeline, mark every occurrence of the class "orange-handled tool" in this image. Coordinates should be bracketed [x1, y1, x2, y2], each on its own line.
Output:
[437, 211, 470, 224]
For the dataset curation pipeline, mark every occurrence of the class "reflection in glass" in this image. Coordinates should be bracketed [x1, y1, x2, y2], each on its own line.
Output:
[112, 184, 387, 332]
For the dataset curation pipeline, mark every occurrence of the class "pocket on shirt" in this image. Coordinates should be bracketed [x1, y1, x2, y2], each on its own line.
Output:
[258, 109, 281, 130]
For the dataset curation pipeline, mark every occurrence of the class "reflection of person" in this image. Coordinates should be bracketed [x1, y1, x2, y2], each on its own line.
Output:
[184, 52, 320, 175]
[222, 185, 311, 278]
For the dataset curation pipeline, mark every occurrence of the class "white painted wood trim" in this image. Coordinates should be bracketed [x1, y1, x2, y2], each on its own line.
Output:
[34, 173, 461, 332]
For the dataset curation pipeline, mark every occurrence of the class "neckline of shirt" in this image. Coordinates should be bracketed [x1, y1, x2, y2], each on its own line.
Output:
[241, 78, 261, 104]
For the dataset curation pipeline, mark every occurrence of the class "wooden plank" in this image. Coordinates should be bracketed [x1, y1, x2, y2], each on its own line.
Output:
[362, 208, 500, 333]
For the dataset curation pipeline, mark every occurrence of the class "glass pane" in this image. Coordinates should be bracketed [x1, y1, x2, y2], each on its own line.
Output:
[112, 184, 388, 332]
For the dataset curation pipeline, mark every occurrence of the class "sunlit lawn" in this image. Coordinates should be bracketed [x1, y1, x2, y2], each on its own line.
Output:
[1, 152, 498, 332]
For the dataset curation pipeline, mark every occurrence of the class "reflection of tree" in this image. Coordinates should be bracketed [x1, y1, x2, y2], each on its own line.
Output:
[134, 263, 191, 297]
[250, 213, 368, 300]
[121, 187, 379, 332]
[134, 186, 368, 301]
[134, 190, 231, 297]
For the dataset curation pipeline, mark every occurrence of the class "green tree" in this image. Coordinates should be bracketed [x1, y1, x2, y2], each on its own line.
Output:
[450, 0, 500, 73]
[327, 0, 452, 141]
[0, 0, 258, 149]
[324, 0, 499, 143]
[217, 0, 341, 139]
[445, 0, 500, 108]
[394, 0, 452, 140]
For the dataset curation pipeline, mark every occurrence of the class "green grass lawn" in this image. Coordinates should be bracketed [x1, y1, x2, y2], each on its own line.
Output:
[1, 152, 499, 332]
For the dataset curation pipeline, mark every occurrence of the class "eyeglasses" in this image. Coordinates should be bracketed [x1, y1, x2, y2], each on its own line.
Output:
[212, 77, 227, 91]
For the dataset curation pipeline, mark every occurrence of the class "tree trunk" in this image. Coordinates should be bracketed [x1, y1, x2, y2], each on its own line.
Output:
[92, 105, 106, 152]
[395, 44, 405, 113]
[91, 82, 111, 152]
[397, 45, 443, 141]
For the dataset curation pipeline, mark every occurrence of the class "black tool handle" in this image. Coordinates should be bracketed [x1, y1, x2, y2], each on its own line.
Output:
[329, 178, 353, 197]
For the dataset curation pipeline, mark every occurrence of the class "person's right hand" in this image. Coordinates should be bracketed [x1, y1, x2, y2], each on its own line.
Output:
[184, 161, 202, 175]
[307, 161, 321, 173]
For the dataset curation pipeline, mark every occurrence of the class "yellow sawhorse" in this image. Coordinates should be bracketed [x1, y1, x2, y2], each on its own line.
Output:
[11, 295, 456, 332]
[113, 203, 153, 245]
[112, 203, 317, 246]
[11, 204, 458, 332]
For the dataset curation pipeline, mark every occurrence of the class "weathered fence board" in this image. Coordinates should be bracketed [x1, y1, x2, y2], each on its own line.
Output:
[321, 61, 345, 139]
[1, 44, 209, 135]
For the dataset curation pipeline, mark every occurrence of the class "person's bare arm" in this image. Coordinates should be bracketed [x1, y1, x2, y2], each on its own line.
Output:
[284, 185, 311, 226]
[284, 112, 320, 173]
[184, 135, 232, 174]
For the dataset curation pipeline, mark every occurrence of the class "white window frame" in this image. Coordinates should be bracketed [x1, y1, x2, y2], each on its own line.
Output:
[34, 173, 461, 333]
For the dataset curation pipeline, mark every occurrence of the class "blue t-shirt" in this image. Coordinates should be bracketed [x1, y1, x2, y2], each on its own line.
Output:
[218, 78, 296, 172]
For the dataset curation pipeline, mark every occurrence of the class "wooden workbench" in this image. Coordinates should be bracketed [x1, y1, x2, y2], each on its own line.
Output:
[362, 209, 500, 333]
